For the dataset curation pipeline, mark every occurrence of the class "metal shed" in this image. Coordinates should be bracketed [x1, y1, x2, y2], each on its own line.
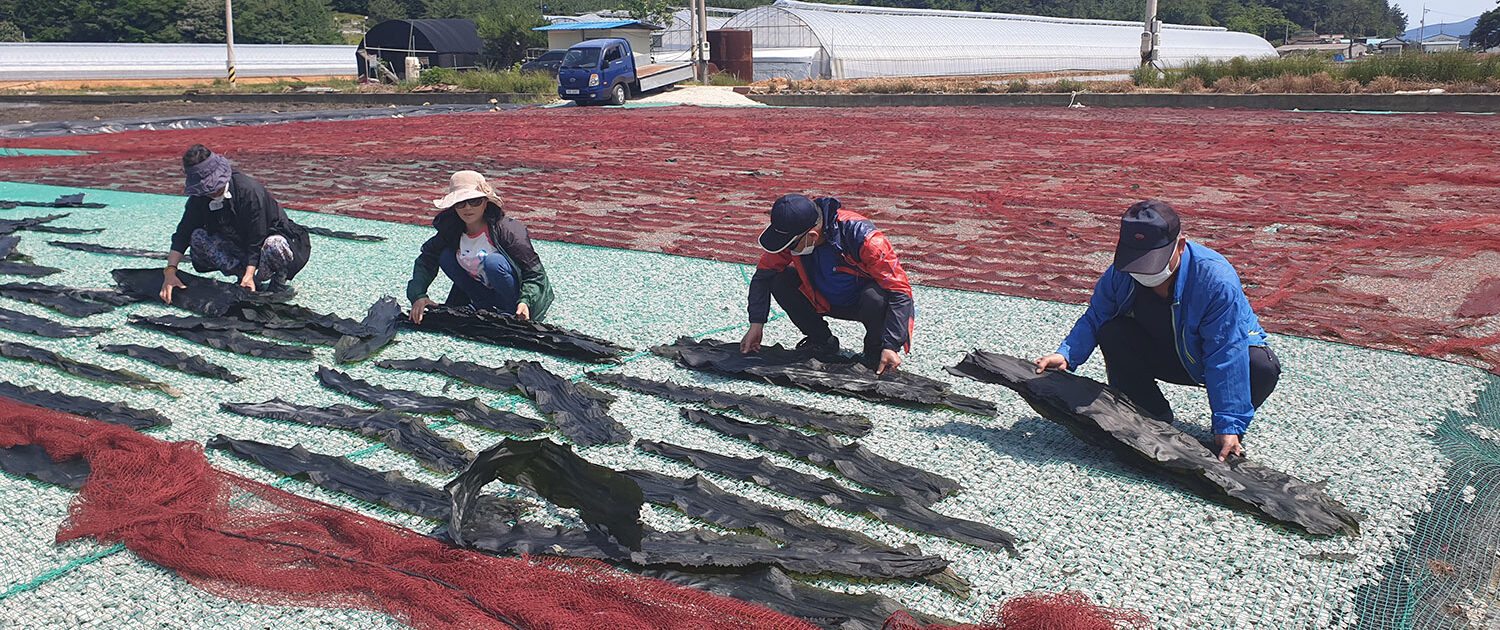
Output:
[359, 19, 483, 81]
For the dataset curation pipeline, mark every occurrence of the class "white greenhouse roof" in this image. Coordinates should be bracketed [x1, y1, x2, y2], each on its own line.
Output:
[0, 43, 356, 81]
[722, 0, 1276, 79]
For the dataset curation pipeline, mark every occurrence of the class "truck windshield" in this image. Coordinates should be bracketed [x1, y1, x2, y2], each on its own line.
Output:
[561, 48, 601, 69]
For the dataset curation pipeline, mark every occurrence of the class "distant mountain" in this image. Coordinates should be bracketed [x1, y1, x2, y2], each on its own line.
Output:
[1402, 15, 1478, 39]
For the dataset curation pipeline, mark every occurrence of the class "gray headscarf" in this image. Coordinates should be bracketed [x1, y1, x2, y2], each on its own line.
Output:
[184, 152, 233, 197]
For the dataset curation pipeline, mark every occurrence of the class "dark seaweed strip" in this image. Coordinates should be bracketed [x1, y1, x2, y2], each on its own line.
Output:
[0, 282, 123, 317]
[305, 226, 386, 242]
[409, 304, 630, 363]
[947, 351, 1364, 537]
[0, 340, 181, 397]
[0, 444, 91, 489]
[112, 267, 291, 316]
[682, 409, 961, 506]
[130, 316, 315, 360]
[0, 382, 171, 429]
[638, 440, 1018, 556]
[315, 366, 545, 436]
[586, 372, 872, 437]
[510, 361, 630, 447]
[333, 296, 401, 364]
[48, 240, 168, 260]
[98, 343, 243, 383]
[221, 399, 474, 474]
[0, 305, 108, 337]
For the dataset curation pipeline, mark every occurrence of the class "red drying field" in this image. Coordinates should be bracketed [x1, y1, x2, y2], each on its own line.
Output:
[4, 105, 1499, 373]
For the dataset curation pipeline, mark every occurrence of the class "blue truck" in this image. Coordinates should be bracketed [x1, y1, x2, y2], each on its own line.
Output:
[556, 38, 695, 105]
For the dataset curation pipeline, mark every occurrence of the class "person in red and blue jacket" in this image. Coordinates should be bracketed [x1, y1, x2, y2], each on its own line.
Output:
[1035, 200, 1282, 461]
[740, 194, 914, 374]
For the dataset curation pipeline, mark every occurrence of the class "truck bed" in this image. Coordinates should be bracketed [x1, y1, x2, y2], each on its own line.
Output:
[636, 62, 695, 93]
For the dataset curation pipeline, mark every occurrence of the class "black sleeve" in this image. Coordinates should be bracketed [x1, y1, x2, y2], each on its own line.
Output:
[235, 177, 274, 269]
[747, 268, 777, 324]
[881, 289, 914, 351]
[169, 201, 204, 254]
[406, 233, 445, 303]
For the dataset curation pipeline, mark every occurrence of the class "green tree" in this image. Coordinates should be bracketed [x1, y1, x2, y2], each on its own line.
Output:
[367, 0, 409, 22]
[617, 0, 674, 26]
[235, 0, 342, 44]
[0, 20, 25, 41]
[1473, 1, 1500, 50]
[475, 6, 546, 67]
[176, 0, 225, 42]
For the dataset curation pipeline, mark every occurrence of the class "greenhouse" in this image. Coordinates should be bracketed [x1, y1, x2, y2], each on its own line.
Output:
[720, 0, 1277, 80]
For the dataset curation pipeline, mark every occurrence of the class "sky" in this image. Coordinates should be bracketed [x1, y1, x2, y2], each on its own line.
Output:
[1390, 0, 1494, 27]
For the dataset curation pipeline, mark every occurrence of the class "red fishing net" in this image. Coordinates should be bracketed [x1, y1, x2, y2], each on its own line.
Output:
[883, 591, 1152, 630]
[0, 395, 818, 630]
[4, 106, 1498, 373]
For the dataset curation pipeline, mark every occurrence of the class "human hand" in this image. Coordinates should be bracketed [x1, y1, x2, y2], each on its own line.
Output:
[1034, 353, 1068, 374]
[740, 323, 764, 354]
[410, 297, 434, 324]
[1214, 434, 1245, 462]
[160, 270, 186, 304]
[239, 267, 257, 292]
[876, 349, 902, 375]
[515, 302, 530, 321]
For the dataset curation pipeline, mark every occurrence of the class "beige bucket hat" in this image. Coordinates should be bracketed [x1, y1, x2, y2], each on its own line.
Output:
[433, 170, 502, 210]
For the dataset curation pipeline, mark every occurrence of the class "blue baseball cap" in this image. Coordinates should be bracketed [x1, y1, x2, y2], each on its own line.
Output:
[758, 194, 821, 253]
[1114, 200, 1181, 273]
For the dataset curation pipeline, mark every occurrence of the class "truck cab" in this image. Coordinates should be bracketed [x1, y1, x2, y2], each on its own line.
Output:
[558, 39, 636, 105]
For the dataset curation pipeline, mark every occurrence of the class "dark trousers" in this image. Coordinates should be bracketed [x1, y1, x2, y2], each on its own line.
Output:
[1096, 317, 1281, 427]
[770, 270, 887, 361]
[437, 248, 521, 313]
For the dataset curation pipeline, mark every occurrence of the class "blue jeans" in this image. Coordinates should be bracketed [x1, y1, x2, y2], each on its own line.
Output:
[438, 248, 521, 313]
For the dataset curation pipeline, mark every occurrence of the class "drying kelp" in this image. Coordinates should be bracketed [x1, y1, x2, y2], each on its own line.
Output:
[946, 350, 1364, 537]
[205, 436, 522, 521]
[98, 343, 243, 383]
[374, 357, 625, 446]
[0, 281, 128, 317]
[510, 361, 630, 447]
[0, 444, 91, 489]
[447, 438, 644, 549]
[0, 235, 17, 258]
[409, 304, 631, 363]
[0, 237, 61, 277]
[47, 240, 167, 260]
[0, 340, 181, 397]
[644, 567, 954, 630]
[0, 194, 105, 209]
[0, 382, 171, 430]
[682, 409, 962, 506]
[653, 337, 995, 416]
[0, 213, 72, 236]
[231, 302, 367, 338]
[333, 296, 401, 364]
[129, 315, 315, 360]
[0, 305, 108, 338]
[221, 399, 474, 474]
[305, 226, 386, 242]
[316, 366, 545, 436]
[113, 267, 290, 316]
[586, 372, 872, 437]
[639, 440, 1018, 555]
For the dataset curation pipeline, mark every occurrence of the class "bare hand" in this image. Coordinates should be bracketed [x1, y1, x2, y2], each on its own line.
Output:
[160, 271, 187, 304]
[410, 297, 434, 325]
[740, 323, 764, 354]
[515, 302, 530, 321]
[875, 349, 902, 375]
[1214, 434, 1245, 462]
[239, 267, 257, 292]
[1034, 353, 1068, 374]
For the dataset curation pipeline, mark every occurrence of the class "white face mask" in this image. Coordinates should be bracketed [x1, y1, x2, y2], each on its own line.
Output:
[1130, 255, 1175, 287]
[788, 217, 821, 256]
[207, 187, 232, 211]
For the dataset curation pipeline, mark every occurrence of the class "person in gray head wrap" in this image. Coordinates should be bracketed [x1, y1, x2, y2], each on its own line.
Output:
[160, 144, 312, 304]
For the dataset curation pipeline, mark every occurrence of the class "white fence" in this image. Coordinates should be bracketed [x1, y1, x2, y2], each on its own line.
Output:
[0, 43, 358, 81]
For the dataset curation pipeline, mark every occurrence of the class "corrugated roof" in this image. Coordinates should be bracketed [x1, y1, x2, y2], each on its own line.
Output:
[533, 20, 662, 31]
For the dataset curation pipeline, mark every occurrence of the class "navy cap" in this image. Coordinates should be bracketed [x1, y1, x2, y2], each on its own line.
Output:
[759, 194, 821, 253]
[1114, 200, 1181, 273]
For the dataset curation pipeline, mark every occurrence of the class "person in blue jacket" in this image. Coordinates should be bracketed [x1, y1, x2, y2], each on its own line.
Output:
[1034, 200, 1282, 461]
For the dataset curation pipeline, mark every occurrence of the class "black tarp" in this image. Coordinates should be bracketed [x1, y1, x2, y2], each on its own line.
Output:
[446, 438, 644, 549]
[206, 436, 522, 521]
[361, 19, 483, 79]
[639, 440, 1018, 555]
[98, 343, 243, 383]
[0, 305, 108, 337]
[221, 399, 474, 474]
[407, 305, 631, 363]
[315, 366, 547, 436]
[0, 340, 181, 397]
[129, 315, 316, 360]
[0, 382, 171, 429]
[682, 409, 962, 506]
[333, 296, 401, 364]
[113, 267, 291, 317]
[946, 350, 1364, 537]
[586, 372, 872, 437]
[0, 106, 506, 140]
[305, 226, 386, 242]
[47, 241, 167, 260]
[0, 281, 129, 317]
[652, 337, 995, 416]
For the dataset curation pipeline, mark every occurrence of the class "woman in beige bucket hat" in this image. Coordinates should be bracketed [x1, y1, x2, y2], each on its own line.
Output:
[404, 170, 554, 324]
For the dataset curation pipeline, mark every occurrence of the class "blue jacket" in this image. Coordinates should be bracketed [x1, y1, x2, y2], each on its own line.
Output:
[1056, 241, 1269, 435]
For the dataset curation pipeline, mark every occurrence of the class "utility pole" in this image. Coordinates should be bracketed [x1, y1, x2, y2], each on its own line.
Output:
[1139, 0, 1160, 68]
[1420, 4, 1429, 50]
[697, 0, 709, 83]
[225, 0, 237, 88]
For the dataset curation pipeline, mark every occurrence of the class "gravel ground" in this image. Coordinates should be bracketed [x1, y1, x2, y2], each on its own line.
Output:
[0, 181, 1493, 629]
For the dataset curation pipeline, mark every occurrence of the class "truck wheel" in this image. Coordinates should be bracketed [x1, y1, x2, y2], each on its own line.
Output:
[609, 83, 628, 106]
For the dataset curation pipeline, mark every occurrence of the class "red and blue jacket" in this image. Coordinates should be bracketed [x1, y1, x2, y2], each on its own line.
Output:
[747, 197, 915, 352]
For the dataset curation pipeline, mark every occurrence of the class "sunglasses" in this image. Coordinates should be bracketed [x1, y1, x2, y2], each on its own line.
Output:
[454, 197, 486, 209]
